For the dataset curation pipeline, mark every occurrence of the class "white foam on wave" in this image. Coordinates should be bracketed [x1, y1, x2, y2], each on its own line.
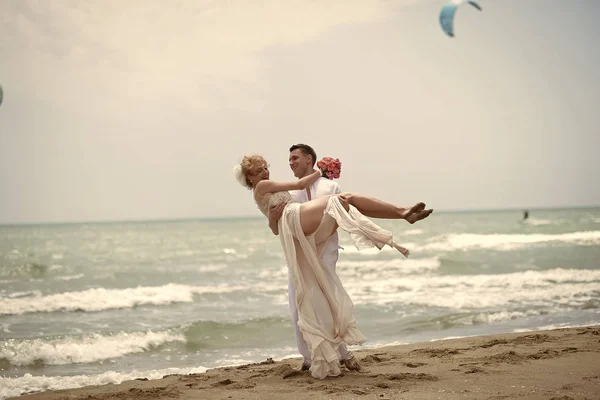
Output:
[523, 218, 555, 226]
[512, 321, 600, 333]
[0, 366, 208, 400]
[403, 229, 424, 235]
[448, 309, 555, 326]
[0, 280, 288, 315]
[56, 273, 84, 281]
[337, 257, 440, 274]
[338, 230, 600, 255]
[339, 242, 417, 255]
[0, 330, 184, 366]
[341, 268, 600, 309]
[7, 290, 42, 299]
[420, 230, 600, 251]
[0, 282, 280, 315]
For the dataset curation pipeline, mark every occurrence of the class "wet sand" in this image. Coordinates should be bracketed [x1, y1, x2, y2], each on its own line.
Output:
[12, 326, 600, 400]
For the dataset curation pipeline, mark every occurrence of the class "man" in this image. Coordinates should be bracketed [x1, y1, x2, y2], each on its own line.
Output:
[268, 143, 361, 372]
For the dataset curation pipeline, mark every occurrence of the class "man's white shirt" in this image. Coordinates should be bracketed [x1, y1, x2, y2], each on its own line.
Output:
[289, 177, 342, 257]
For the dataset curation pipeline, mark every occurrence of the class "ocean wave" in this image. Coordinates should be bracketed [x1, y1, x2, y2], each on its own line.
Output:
[398, 308, 555, 333]
[0, 330, 184, 367]
[0, 263, 51, 279]
[420, 230, 600, 251]
[338, 230, 600, 255]
[337, 257, 440, 274]
[0, 366, 207, 400]
[338, 243, 417, 255]
[7, 290, 42, 299]
[522, 218, 556, 226]
[56, 273, 85, 281]
[182, 317, 291, 349]
[0, 283, 252, 315]
[403, 229, 424, 235]
[342, 268, 600, 309]
[512, 321, 600, 333]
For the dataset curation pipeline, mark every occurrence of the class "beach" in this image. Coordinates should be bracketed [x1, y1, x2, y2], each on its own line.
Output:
[12, 325, 600, 400]
[2, 0, 599, 397]
[2, 209, 600, 399]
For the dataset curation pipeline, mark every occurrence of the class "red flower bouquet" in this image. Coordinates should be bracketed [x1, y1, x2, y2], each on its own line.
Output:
[317, 157, 341, 180]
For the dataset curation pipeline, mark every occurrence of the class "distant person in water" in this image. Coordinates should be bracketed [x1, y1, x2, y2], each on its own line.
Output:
[523, 210, 529, 221]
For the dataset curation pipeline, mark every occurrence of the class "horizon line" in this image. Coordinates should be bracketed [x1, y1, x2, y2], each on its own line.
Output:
[1, 204, 599, 227]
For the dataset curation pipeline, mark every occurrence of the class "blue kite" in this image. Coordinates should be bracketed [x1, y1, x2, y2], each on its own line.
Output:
[439, 0, 482, 38]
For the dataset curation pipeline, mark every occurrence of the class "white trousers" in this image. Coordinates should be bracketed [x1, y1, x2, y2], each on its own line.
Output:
[286, 218, 351, 366]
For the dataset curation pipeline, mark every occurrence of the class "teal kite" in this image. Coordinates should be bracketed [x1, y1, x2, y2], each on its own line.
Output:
[439, 0, 482, 38]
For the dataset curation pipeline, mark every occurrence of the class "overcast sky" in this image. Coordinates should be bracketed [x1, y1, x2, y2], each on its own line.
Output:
[0, 0, 598, 224]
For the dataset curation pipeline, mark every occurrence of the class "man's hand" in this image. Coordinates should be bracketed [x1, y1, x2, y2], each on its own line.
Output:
[338, 194, 350, 212]
[268, 202, 285, 235]
[269, 202, 285, 222]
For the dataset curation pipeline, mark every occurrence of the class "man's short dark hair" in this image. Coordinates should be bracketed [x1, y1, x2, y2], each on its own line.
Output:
[289, 143, 317, 167]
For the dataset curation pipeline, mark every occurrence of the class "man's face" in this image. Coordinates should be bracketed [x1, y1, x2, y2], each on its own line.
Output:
[288, 149, 312, 178]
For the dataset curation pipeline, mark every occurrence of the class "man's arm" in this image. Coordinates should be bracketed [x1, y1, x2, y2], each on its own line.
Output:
[255, 170, 321, 196]
[331, 181, 350, 213]
[267, 202, 285, 235]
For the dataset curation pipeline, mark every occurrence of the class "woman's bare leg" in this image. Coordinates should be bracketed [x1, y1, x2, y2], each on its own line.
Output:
[298, 193, 432, 237]
[341, 192, 431, 222]
[299, 195, 338, 237]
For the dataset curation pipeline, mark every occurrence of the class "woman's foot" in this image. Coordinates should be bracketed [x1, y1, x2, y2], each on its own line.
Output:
[401, 202, 426, 219]
[406, 209, 433, 224]
[397, 246, 410, 258]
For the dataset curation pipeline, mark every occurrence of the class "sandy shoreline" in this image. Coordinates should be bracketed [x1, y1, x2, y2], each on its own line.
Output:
[11, 326, 600, 400]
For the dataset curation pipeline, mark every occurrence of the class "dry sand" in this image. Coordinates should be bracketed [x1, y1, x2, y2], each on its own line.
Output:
[12, 326, 600, 400]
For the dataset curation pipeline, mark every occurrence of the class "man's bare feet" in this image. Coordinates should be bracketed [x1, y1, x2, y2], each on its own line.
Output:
[406, 209, 433, 224]
[300, 363, 310, 371]
[342, 353, 361, 372]
[401, 202, 426, 219]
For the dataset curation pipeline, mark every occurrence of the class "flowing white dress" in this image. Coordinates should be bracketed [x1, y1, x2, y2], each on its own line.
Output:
[258, 191, 408, 379]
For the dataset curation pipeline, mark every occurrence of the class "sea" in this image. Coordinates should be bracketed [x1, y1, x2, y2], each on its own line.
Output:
[1, 208, 600, 398]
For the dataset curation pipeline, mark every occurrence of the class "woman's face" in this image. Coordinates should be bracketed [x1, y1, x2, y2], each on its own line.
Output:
[248, 161, 270, 186]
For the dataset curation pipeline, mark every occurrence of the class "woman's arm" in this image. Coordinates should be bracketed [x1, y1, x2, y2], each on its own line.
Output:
[255, 169, 320, 196]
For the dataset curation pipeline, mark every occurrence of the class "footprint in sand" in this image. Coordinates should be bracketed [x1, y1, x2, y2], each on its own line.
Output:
[527, 349, 561, 360]
[464, 367, 486, 374]
[409, 348, 462, 357]
[403, 362, 427, 368]
[561, 347, 579, 353]
[483, 351, 525, 365]
[361, 354, 391, 364]
[230, 380, 257, 389]
[576, 327, 600, 336]
[211, 378, 234, 387]
[478, 334, 553, 349]
[384, 372, 438, 382]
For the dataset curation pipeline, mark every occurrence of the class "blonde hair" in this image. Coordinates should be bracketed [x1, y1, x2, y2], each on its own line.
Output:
[239, 154, 269, 189]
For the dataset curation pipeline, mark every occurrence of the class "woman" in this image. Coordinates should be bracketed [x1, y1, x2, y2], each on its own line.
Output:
[234, 154, 432, 379]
